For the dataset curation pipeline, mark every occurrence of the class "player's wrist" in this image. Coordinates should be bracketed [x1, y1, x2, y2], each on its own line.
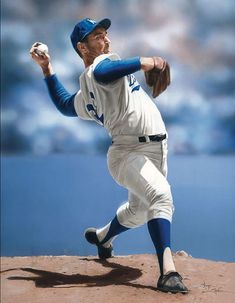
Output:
[140, 57, 155, 72]
[42, 63, 54, 77]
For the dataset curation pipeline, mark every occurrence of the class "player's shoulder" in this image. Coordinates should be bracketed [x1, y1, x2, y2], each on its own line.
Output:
[93, 53, 121, 69]
[80, 53, 121, 80]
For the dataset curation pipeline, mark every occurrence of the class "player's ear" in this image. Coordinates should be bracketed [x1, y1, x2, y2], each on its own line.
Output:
[77, 42, 87, 57]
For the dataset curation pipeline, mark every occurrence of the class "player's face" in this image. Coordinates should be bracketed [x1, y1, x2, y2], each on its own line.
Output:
[84, 27, 111, 57]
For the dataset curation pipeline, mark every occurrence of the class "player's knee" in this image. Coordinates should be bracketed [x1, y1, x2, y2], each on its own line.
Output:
[145, 182, 174, 217]
[148, 198, 174, 222]
[145, 182, 172, 206]
[129, 202, 148, 221]
[117, 202, 148, 227]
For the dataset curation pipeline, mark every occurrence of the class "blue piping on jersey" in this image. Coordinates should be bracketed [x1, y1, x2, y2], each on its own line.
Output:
[132, 85, 140, 92]
[86, 104, 104, 124]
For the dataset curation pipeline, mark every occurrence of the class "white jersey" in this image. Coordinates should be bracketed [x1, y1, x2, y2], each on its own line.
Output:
[74, 53, 166, 137]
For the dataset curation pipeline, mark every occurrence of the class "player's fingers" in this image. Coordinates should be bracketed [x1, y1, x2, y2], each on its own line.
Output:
[29, 48, 41, 59]
[29, 45, 40, 54]
[30, 47, 49, 59]
[154, 57, 165, 70]
[30, 49, 37, 57]
[30, 51, 40, 61]
[30, 50, 43, 61]
[30, 42, 45, 55]
[44, 52, 50, 60]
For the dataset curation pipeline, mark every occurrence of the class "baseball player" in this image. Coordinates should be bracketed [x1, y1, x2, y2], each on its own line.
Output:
[30, 17, 188, 294]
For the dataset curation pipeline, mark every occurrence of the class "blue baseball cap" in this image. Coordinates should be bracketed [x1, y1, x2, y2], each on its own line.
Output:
[70, 18, 111, 53]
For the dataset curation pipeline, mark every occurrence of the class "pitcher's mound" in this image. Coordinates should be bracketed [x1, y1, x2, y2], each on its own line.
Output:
[1, 254, 235, 303]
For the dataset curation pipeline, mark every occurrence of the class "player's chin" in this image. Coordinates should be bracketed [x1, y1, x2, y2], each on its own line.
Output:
[103, 46, 110, 54]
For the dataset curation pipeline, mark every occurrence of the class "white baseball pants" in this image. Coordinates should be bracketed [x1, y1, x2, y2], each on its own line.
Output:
[107, 137, 174, 228]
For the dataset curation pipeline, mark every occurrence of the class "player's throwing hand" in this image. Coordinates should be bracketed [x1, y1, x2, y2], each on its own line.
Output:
[30, 42, 53, 77]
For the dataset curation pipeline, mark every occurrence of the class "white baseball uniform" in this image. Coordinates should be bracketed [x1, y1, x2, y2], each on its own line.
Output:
[74, 53, 174, 241]
[41, 18, 188, 291]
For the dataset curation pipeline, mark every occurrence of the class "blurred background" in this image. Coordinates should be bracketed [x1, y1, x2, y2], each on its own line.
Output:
[1, 0, 235, 261]
[2, 0, 235, 155]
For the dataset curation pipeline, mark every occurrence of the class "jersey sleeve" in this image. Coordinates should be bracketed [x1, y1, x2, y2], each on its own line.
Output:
[93, 53, 121, 67]
[92, 53, 141, 84]
[44, 74, 77, 117]
[73, 90, 92, 120]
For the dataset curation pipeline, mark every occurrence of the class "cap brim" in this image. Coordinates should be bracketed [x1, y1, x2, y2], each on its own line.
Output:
[96, 18, 111, 30]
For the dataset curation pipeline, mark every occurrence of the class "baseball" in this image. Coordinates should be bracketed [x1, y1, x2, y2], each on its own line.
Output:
[35, 43, 48, 55]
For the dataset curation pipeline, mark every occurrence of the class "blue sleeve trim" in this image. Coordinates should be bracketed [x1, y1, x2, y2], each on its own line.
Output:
[44, 74, 77, 117]
[94, 57, 141, 84]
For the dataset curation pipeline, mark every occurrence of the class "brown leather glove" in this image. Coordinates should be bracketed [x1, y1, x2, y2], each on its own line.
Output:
[144, 57, 171, 98]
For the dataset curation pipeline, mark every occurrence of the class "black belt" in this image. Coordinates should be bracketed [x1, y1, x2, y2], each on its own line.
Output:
[138, 134, 166, 143]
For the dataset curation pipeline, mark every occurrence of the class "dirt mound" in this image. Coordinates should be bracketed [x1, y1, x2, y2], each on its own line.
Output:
[1, 254, 235, 303]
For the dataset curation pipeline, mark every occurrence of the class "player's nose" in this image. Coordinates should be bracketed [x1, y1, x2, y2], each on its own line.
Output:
[105, 36, 111, 44]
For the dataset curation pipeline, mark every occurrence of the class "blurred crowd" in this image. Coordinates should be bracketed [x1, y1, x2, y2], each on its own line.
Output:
[1, 0, 235, 155]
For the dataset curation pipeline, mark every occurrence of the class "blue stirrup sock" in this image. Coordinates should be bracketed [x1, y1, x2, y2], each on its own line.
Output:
[99, 215, 129, 245]
[147, 218, 171, 275]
